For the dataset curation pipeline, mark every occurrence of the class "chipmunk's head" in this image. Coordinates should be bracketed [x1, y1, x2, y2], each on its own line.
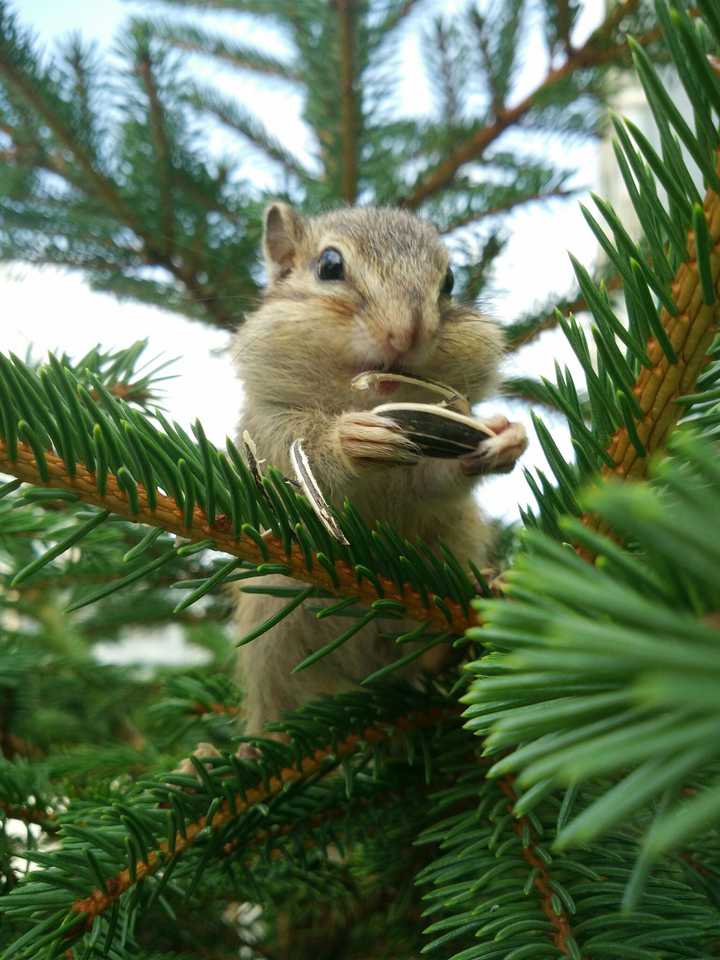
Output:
[235, 203, 504, 409]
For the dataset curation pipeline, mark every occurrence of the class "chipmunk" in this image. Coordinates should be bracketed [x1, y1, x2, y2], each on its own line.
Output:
[232, 203, 527, 736]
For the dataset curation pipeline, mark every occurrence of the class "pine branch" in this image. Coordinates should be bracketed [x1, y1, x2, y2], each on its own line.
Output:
[81, 339, 178, 409]
[0, 342, 479, 640]
[440, 185, 577, 235]
[465, 431, 720, 902]
[379, 0, 424, 35]
[457, 7, 720, 922]
[475, 17, 503, 119]
[184, 83, 310, 181]
[0, 47, 136, 230]
[140, 0, 289, 17]
[501, 375, 589, 417]
[468, 1, 525, 119]
[504, 271, 623, 352]
[221, 771, 438, 866]
[0, 0, 640, 336]
[0, 133, 248, 332]
[135, 34, 175, 257]
[0, 439, 470, 635]
[494, 772, 577, 954]
[422, 759, 584, 955]
[576, 65, 720, 542]
[191, 701, 241, 718]
[1, 802, 58, 833]
[424, 19, 464, 126]
[553, 0, 576, 56]
[519, 5, 720, 544]
[593, 193, 720, 485]
[148, 20, 300, 81]
[87, 272, 255, 330]
[4, 700, 456, 956]
[59, 36, 99, 151]
[429, 696, 720, 953]
[399, 0, 648, 209]
[0, 11, 247, 334]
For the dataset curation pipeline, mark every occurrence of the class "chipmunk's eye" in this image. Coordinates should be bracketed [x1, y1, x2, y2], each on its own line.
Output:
[317, 247, 345, 281]
[441, 266, 454, 297]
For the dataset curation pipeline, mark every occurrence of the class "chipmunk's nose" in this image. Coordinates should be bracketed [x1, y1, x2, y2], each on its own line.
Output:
[386, 327, 417, 354]
[384, 304, 423, 356]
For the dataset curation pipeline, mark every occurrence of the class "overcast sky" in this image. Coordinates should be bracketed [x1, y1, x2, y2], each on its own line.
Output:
[2, 0, 609, 522]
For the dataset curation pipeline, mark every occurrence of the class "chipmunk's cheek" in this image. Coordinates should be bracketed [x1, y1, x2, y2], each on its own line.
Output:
[348, 324, 388, 373]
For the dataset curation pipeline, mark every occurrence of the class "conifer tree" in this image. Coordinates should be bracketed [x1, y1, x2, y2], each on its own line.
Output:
[0, 1, 719, 959]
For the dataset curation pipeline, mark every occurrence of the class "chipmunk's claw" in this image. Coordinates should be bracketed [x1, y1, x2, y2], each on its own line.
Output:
[336, 411, 421, 469]
[460, 416, 527, 476]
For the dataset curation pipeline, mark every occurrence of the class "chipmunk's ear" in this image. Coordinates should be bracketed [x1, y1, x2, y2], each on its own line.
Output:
[263, 202, 306, 282]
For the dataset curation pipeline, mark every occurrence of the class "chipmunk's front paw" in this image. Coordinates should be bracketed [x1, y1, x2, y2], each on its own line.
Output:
[460, 415, 527, 476]
[174, 741, 260, 781]
[174, 741, 221, 778]
[336, 411, 421, 470]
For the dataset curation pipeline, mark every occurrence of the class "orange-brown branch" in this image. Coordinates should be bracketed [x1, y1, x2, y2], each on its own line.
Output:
[496, 774, 576, 955]
[0, 440, 474, 633]
[581, 159, 720, 544]
[70, 707, 453, 924]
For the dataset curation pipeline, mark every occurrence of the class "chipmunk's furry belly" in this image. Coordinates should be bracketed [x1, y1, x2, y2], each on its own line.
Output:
[235, 577, 422, 734]
[235, 489, 490, 735]
[340, 471, 493, 565]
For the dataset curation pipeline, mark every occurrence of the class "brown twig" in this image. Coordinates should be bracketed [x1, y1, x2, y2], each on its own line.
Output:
[554, 0, 575, 56]
[0, 689, 17, 761]
[400, 0, 647, 210]
[380, 0, 421, 34]
[336, 0, 358, 204]
[136, 52, 175, 258]
[166, 35, 300, 83]
[506, 273, 624, 353]
[89, 382, 149, 405]
[440, 187, 577, 236]
[221, 770, 441, 862]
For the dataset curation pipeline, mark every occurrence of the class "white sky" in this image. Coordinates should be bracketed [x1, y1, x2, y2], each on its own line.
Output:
[2, 0, 610, 522]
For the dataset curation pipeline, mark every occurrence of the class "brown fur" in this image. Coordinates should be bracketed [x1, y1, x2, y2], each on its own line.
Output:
[232, 204, 524, 735]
